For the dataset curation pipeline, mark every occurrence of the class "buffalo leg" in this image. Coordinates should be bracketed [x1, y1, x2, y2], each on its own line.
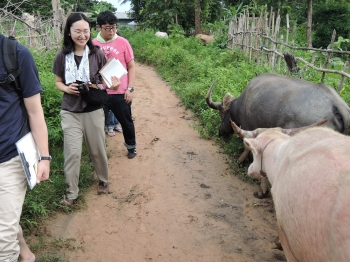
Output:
[238, 147, 250, 162]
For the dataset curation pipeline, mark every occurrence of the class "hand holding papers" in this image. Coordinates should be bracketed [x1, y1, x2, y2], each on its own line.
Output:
[15, 132, 39, 190]
[99, 58, 128, 88]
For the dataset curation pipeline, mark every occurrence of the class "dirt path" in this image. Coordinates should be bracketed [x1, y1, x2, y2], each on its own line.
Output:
[35, 63, 286, 262]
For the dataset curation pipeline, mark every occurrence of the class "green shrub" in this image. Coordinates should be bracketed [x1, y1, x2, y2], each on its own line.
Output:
[313, 3, 350, 48]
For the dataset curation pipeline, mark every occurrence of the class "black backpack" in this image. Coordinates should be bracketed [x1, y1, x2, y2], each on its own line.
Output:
[1, 35, 21, 92]
[1, 35, 29, 136]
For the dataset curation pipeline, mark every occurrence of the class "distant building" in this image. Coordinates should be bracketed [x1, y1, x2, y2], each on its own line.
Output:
[115, 12, 133, 27]
[115, 12, 141, 31]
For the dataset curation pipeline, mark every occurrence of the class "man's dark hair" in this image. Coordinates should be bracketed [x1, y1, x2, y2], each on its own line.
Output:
[62, 12, 97, 54]
[97, 11, 119, 26]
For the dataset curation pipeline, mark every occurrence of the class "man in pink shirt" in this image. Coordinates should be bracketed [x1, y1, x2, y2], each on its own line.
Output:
[93, 11, 137, 159]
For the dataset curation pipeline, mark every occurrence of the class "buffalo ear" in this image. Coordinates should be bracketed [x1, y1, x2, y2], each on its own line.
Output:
[243, 138, 259, 156]
[222, 93, 234, 111]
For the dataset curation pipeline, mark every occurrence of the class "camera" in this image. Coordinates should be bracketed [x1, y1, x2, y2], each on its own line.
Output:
[75, 80, 89, 93]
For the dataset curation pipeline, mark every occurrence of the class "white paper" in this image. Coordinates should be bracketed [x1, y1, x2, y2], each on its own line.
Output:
[15, 132, 39, 190]
[99, 58, 128, 88]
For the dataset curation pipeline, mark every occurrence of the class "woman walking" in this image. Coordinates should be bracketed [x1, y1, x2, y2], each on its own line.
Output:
[52, 13, 120, 205]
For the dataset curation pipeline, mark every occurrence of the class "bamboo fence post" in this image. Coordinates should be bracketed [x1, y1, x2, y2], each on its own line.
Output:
[270, 12, 278, 70]
[321, 29, 336, 82]
[7, 23, 15, 37]
[243, 11, 248, 53]
[264, 12, 270, 65]
[249, 13, 255, 63]
[244, 10, 248, 54]
[238, 15, 243, 50]
[256, 16, 262, 65]
[285, 14, 290, 72]
[291, 23, 296, 50]
[22, 13, 38, 47]
[338, 61, 349, 93]
[227, 21, 232, 49]
[279, 35, 283, 72]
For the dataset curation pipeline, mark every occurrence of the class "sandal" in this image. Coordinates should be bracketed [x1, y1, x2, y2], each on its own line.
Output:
[107, 129, 115, 137]
[114, 124, 123, 133]
[61, 198, 76, 206]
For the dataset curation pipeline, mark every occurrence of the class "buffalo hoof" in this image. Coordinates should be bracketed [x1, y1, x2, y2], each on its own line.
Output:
[272, 236, 283, 251]
[253, 191, 269, 199]
[260, 176, 270, 193]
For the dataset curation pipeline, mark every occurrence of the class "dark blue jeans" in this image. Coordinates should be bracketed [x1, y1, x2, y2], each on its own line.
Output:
[105, 109, 118, 130]
[107, 94, 136, 149]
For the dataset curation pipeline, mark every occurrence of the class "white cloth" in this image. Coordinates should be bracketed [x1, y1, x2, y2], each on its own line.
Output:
[65, 46, 90, 84]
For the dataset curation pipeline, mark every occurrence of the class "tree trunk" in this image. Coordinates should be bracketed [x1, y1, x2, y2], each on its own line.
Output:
[306, 0, 312, 48]
[194, 0, 201, 35]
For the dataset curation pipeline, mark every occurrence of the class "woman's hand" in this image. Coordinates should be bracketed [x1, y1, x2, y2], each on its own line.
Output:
[67, 83, 80, 96]
[110, 76, 121, 91]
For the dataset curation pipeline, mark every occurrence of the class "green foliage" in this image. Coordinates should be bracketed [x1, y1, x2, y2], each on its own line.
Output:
[129, 0, 220, 34]
[313, 2, 350, 48]
[0, 0, 102, 19]
[31, 49, 63, 146]
[167, 24, 185, 39]
[88, 1, 117, 25]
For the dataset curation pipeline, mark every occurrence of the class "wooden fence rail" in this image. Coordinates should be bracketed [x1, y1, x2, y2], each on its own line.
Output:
[227, 8, 350, 92]
[0, 0, 71, 50]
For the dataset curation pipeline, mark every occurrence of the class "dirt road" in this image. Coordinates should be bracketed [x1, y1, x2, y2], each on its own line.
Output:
[36, 63, 286, 261]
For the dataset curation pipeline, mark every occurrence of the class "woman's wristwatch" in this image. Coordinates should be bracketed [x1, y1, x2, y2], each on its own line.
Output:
[127, 87, 134, 92]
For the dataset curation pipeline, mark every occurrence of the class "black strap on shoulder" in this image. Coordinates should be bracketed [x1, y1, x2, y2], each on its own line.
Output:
[1, 36, 21, 92]
[1, 36, 29, 137]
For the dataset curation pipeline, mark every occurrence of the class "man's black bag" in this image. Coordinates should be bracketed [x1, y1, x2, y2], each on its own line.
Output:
[1, 35, 29, 136]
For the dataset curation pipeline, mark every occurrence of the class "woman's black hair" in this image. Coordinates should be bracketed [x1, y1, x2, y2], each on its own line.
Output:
[62, 12, 97, 54]
[96, 11, 119, 26]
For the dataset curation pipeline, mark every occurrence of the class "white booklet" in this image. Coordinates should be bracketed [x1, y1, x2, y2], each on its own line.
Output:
[15, 132, 39, 190]
[99, 58, 128, 88]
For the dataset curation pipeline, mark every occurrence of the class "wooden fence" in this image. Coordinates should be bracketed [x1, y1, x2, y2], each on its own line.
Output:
[0, 0, 71, 50]
[227, 8, 350, 93]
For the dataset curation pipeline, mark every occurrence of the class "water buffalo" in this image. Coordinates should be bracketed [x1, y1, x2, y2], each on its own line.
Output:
[231, 121, 350, 262]
[195, 34, 214, 45]
[206, 73, 350, 163]
[155, 31, 168, 38]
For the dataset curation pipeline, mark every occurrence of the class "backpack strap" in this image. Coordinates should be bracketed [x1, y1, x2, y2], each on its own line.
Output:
[1, 36, 21, 92]
[1, 36, 29, 137]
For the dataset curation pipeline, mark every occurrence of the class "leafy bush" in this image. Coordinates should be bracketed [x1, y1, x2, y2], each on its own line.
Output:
[32, 49, 64, 146]
[313, 3, 350, 48]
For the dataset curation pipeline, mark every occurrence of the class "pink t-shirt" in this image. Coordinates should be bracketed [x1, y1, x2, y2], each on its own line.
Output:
[92, 36, 134, 94]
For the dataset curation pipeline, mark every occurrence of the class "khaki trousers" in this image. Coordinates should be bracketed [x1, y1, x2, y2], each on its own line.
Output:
[0, 156, 27, 262]
[60, 109, 109, 200]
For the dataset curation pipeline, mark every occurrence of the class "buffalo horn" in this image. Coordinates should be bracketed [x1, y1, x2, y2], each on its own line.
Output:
[206, 79, 222, 110]
[281, 119, 328, 135]
[230, 120, 261, 139]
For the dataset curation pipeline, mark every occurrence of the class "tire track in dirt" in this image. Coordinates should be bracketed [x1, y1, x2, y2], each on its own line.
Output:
[32, 63, 286, 262]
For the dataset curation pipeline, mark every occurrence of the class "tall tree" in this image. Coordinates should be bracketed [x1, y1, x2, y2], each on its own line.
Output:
[195, 0, 201, 34]
[306, 0, 312, 47]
